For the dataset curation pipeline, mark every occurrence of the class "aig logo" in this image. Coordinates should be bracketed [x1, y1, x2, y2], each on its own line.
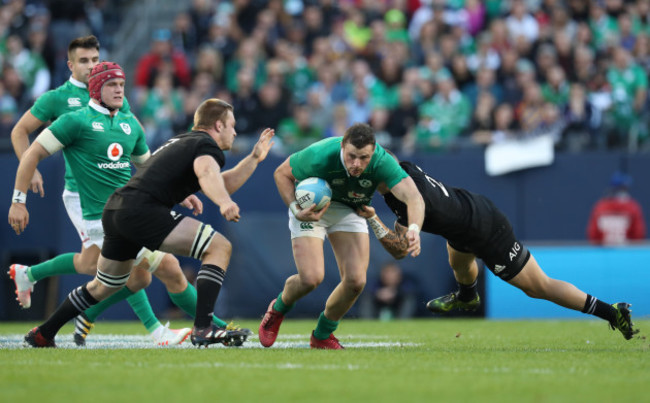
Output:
[107, 143, 123, 161]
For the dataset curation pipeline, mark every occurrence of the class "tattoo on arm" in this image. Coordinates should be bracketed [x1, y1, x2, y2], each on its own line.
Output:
[379, 222, 409, 259]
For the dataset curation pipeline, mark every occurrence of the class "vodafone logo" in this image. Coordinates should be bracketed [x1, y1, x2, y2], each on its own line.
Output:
[107, 143, 123, 161]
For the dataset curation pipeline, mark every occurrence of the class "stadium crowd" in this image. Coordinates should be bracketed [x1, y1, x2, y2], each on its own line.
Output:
[2, 0, 650, 154]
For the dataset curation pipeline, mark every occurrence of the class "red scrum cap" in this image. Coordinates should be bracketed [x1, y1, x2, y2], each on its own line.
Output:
[88, 61, 125, 104]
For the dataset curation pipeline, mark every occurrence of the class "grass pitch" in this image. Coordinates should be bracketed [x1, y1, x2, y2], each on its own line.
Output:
[1, 318, 648, 402]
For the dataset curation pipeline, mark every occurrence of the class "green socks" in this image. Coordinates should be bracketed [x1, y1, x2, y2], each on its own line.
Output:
[273, 291, 294, 315]
[125, 289, 161, 333]
[84, 286, 133, 322]
[168, 283, 228, 327]
[27, 253, 76, 282]
[83, 288, 161, 333]
[313, 311, 339, 340]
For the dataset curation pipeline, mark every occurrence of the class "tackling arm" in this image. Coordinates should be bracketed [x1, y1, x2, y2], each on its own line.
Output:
[389, 176, 425, 257]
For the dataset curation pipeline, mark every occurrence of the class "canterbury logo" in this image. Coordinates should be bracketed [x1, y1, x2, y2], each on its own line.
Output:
[300, 222, 314, 230]
[92, 122, 104, 131]
[67, 97, 82, 107]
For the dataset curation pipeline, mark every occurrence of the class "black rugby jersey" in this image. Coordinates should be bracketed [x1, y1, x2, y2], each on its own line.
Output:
[382, 161, 479, 238]
[109, 131, 225, 208]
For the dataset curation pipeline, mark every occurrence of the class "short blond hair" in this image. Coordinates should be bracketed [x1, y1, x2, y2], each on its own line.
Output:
[193, 98, 233, 131]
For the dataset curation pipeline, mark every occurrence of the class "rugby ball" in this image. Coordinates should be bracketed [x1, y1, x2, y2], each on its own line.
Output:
[295, 177, 332, 211]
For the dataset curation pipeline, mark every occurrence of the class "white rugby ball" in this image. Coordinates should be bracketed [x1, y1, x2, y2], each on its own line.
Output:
[295, 177, 332, 211]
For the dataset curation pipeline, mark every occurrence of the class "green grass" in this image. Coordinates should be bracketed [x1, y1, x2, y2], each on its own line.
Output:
[1, 318, 648, 402]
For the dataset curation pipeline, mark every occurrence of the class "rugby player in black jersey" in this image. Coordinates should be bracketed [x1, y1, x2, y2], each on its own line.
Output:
[357, 158, 639, 340]
[25, 99, 275, 347]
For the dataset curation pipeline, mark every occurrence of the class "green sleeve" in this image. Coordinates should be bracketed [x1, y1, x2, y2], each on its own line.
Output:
[48, 114, 80, 147]
[375, 146, 408, 189]
[132, 121, 149, 156]
[30, 91, 57, 122]
[288, 145, 315, 181]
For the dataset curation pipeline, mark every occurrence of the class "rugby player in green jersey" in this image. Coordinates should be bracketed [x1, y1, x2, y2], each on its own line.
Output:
[259, 124, 425, 349]
[8, 60, 248, 346]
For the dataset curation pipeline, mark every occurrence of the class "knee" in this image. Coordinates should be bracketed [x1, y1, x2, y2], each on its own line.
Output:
[126, 269, 152, 291]
[76, 257, 98, 275]
[87, 279, 117, 301]
[155, 255, 188, 292]
[519, 280, 549, 299]
[342, 272, 366, 295]
[298, 273, 323, 291]
[206, 235, 232, 259]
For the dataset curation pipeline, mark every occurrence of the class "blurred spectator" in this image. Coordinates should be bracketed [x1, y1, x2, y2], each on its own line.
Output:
[324, 103, 348, 138]
[463, 67, 502, 107]
[587, 172, 646, 245]
[345, 81, 372, 126]
[472, 102, 519, 145]
[251, 82, 288, 134]
[466, 32, 500, 72]
[139, 73, 184, 149]
[231, 67, 261, 136]
[541, 65, 570, 108]
[368, 107, 392, 148]
[386, 84, 418, 149]
[604, 46, 648, 149]
[558, 83, 601, 151]
[134, 29, 192, 89]
[465, 0, 486, 36]
[468, 91, 496, 143]
[589, 0, 619, 51]
[0, 80, 18, 138]
[171, 11, 199, 55]
[417, 70, 471, 148]
[4, 34, 50, 100]
[277, 103, 323, 153]
[450, 54, 474, 91]
[506, 0, 540, 45]
[358, 261, 417, 320]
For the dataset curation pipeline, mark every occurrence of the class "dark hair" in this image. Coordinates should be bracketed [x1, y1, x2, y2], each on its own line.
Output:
[68, 35, 100, 59]
[342, 123, 376, 149]
[193, 98, 234, 130]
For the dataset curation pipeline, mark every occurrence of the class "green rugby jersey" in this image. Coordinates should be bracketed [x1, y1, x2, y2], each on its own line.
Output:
[289, 137, 407, 209]
[30, 77, 131, 192]
[38, 102, 148, 220]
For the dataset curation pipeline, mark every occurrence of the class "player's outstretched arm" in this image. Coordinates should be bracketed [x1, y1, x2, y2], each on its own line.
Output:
[358, 205, 409, 259]
[390, 177, 424, 257]
[222, 128, 274, 194]
[11, 110, 46, 197]
[194, 155, 240, 222]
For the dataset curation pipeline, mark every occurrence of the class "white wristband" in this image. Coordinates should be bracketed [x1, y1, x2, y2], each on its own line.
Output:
[407, 223, 420, 234]
[12, 189, 26, 204]
[367, 215, 389, 239]
[289, 201, 300, 216]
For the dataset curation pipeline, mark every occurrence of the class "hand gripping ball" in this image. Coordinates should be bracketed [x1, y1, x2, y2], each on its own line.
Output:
[295, 177, 332, 211]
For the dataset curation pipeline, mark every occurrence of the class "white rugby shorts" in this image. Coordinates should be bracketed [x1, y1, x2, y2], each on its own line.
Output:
[288, 201, 368, 239]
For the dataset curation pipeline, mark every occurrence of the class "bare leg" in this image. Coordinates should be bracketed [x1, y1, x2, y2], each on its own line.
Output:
[324, 232, 369, 321]
[281, 236, 325, 305]
[508, 255, 587, 310]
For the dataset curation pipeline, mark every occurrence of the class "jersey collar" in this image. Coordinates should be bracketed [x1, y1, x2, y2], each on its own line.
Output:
[89, 100, 118, 117]
[69, 76, 87, 88]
